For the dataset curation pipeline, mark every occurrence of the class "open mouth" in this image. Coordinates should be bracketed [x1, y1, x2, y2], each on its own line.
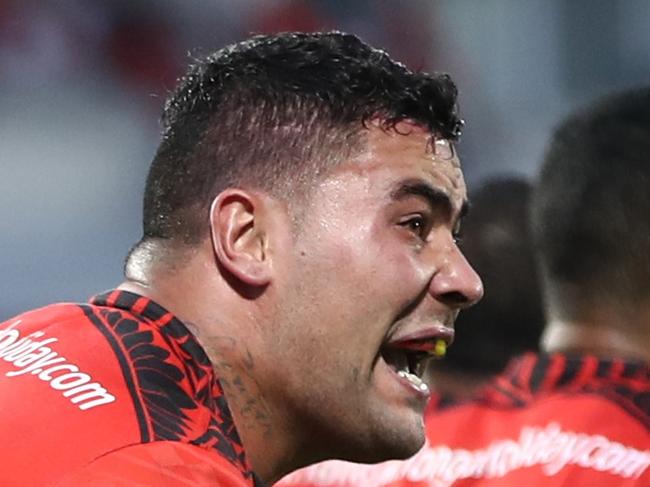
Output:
[380, 335, 450, 394]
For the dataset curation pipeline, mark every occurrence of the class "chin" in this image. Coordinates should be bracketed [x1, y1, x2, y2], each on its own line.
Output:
[377, 433, 425, 462]
[344, 424, 426, 465]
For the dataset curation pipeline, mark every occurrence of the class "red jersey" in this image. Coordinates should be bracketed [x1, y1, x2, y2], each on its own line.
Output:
[277, 352, 650, 487]
[0, 290, 263, 486]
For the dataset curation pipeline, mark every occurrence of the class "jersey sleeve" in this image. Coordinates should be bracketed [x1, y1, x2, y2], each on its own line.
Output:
[54, 441, 253, 487]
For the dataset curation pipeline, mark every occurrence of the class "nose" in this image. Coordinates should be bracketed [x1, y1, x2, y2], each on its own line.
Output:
[429, 246, 483, 309]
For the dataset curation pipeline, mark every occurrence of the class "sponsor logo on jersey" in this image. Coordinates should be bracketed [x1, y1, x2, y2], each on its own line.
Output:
[282, 422, 650, 486]
[0, 320, 115, 410]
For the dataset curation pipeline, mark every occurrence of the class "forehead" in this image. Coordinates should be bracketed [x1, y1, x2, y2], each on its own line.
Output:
[332, 122, 467, 208]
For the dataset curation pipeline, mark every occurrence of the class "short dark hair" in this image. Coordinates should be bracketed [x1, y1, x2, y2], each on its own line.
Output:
[141, 31, 463, 244]
[532, 87, 650, 312]
[440, 178, 544, 374]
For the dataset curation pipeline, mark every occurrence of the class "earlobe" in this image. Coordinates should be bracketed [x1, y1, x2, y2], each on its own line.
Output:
[209, 190, 271, 287]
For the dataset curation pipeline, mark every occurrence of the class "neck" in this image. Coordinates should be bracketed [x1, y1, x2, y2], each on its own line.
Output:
[542, 318, 650, 363]
[120, 258, 300, 484]
[184, 310, 299, 483]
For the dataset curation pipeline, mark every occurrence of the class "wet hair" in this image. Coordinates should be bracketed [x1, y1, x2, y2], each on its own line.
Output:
[439, 178, 544, 374]
[139, 31, 462, 245]
[532, 87, 650, 314]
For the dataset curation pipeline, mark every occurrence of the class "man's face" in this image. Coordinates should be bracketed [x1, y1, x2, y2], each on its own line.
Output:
[264, 122, 483, 463]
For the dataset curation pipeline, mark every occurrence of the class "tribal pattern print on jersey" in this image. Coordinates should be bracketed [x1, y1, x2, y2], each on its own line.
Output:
[0, 290, 262, 486]
[84, 290, 252, 475]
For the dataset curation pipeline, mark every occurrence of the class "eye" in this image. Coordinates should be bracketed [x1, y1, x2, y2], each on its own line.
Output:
[399, 215, 430, 240]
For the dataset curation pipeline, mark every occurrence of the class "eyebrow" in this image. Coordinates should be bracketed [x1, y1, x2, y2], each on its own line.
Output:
[390, 179, 469, 224]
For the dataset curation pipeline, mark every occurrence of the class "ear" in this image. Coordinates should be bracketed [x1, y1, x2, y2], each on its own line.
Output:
[209, 189, 271, 287]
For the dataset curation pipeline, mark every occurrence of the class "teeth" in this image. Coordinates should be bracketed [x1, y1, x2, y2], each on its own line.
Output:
[397, 370, 430, 393]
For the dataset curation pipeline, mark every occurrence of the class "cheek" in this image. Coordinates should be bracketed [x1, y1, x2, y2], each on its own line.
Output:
[285, 232, 362, 322]
[287, 232, 384, 340]
[380, 250, 432, 299]
[375, 221, 436, 284]
[296, 212, 373, 279]
[290, 213, 433, 325]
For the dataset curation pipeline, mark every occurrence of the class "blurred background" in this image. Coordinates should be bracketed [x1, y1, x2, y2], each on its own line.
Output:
[2, 0, 650, 320]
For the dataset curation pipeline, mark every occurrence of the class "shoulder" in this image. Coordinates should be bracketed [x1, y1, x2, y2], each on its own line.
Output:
[54, 441, 254, 487]
[419, 384, 650, 485]
[1, 299, 252, 485]
[0, 302, 178, 485]
[0, 302, 130, 411]
[425, 375, 650, 444]
[0, 300, 177, 414]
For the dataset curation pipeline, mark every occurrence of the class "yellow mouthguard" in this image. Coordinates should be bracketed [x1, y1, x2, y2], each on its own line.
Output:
[431, 339, 446, 358]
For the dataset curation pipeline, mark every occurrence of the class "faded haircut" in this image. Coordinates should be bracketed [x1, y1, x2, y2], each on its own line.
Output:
[139, 31, 463, 246]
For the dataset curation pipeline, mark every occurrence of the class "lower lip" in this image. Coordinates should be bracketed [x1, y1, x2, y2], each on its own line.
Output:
[385, 362, 430, 400]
